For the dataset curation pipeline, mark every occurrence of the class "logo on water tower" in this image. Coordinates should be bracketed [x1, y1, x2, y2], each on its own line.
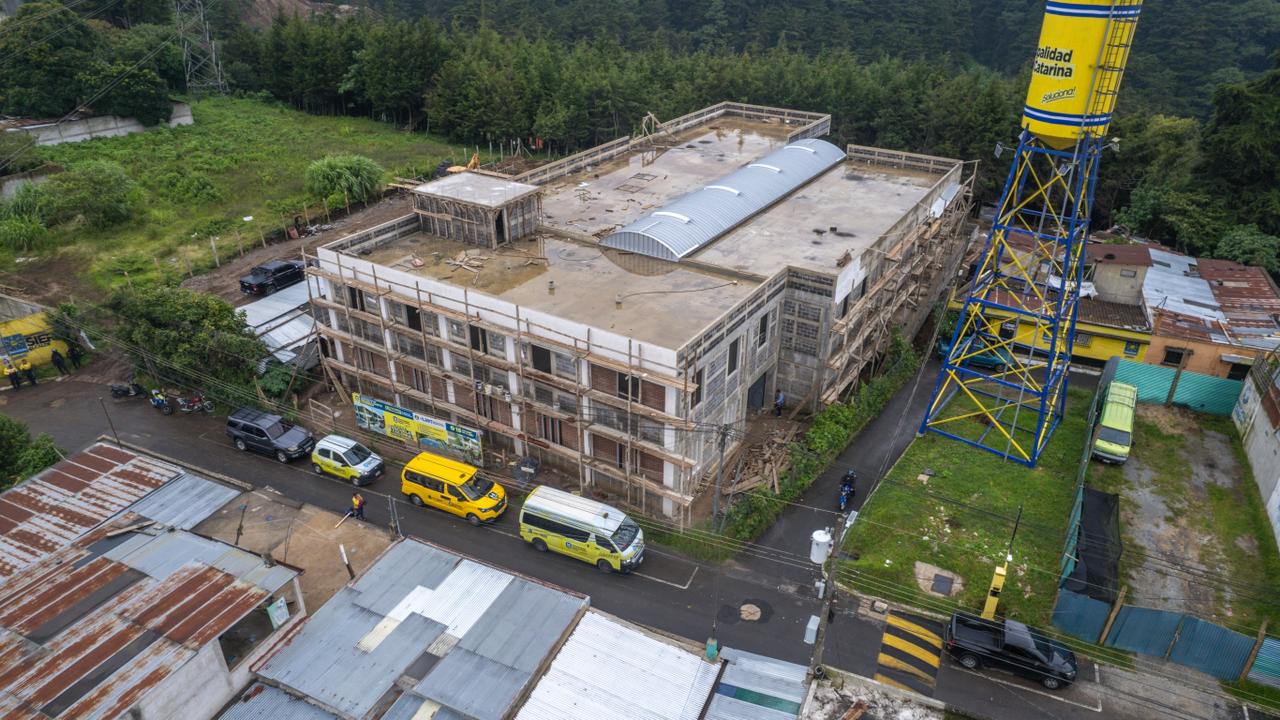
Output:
[1034, 45, 1075, 79]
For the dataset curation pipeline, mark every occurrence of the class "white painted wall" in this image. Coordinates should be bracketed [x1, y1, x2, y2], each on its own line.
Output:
[1234, 375, 1280, 552]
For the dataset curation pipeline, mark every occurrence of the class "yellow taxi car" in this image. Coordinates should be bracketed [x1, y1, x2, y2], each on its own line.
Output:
[311, 435, 385, 486]
[400, 450, 507, 525]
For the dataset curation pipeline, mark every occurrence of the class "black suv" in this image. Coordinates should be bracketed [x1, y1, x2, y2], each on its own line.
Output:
[943, 612, 1078, 690]
[225, 408, 315, 463]
[240, 260, 305, 296]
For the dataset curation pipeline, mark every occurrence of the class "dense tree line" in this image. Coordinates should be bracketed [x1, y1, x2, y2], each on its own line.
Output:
[358, 0, 1279, 118]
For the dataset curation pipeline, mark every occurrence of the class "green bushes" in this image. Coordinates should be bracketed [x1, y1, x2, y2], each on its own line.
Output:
[0, 415, 64, 490]
[2, 161, 137, 236]
[721, 334, 922, 541]
[304, 154, 384, 206]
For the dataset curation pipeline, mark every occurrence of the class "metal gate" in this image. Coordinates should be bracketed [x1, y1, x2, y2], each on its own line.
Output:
[1105, 606, 1183, 656]
[1248, 637, 1280, 689]
[1052, 589, 1110, 642]
[1167, 617, 1254, 681]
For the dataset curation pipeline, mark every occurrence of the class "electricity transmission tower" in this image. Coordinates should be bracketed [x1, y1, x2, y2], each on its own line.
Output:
[174, 0, 226, 95]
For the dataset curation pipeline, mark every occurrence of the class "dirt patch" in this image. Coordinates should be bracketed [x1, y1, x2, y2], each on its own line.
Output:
[2, 252, 101, 306]
[1137, 403, 1197, 436]
[181, 194, 413, 304]
[1113, 408, 1262, 622]
[195, 488, 394, 611]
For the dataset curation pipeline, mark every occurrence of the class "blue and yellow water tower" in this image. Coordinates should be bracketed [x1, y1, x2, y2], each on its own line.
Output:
[920, 0, 1143, 467]
[1023, 0, 1142, 148]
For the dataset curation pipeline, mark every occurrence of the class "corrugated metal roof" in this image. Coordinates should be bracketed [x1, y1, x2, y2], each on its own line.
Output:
[258, 538, 586, 720]
[1144, 248, 1226, 323]
[0, 521, 295, 719]
[217, 682, 340, 720]
[379, 693, 425, 720]
[124, 472, 240, 530]
[602, 139, 845, 261]
[705, 647, 806, 720]
[241, 278, 322, 364]
[0, 443, 184, 578]
[515, 611, 720, 720]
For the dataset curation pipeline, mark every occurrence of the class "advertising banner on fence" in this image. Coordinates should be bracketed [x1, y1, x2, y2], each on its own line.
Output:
[352, 393, 483, 463]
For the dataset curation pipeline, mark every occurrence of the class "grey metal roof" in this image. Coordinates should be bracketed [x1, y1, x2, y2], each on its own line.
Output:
[125, 471, 240, 529]
[705, 647, 807, 720]
[602, 138, 845, 261]
[217, 682, 339, 720]
[257, 538, 586, 720]
[1143, 248, 1226, 323]
[103, 526, 298, 592]
[515, 610, 720, 720]
[241, 277, 321, 364]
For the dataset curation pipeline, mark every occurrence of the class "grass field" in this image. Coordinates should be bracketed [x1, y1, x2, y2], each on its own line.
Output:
[841, 387, 1093, 626]
[8, 97, 472, 294]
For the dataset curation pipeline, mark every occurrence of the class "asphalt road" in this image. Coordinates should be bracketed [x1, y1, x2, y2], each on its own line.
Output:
[1, 368, 1247, 720]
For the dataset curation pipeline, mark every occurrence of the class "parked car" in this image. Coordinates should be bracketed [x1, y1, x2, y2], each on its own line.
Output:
[311, 434, 384, 485]
[943, 611, 1078, 690]
[240, 260, 305, 296]
[1091, 381, 1137, 464]
[225, 408, 315, 463]
[400, 450, 507, 526]
[937, 334, 1014, 371]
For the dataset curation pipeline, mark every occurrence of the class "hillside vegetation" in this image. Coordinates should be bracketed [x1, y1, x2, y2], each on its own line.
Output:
[2, 98, 464, 291]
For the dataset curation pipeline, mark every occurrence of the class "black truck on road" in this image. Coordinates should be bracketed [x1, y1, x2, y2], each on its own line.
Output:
[943, 611, 1078, 690]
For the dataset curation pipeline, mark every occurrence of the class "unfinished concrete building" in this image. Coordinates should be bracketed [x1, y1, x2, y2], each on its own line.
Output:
[306, 102, 973, 524]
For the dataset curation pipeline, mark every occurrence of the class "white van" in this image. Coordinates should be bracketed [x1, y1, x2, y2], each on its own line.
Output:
[519, 485, 644, 573]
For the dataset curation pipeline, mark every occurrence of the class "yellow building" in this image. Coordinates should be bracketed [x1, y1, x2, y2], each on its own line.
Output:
[948, 293, 1150, 366]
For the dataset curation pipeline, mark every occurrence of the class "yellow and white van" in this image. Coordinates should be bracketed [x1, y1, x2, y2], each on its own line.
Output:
[400, 451, 507, 525]
[1092, 382, 1137, 464]
[519, 485, 644, 573]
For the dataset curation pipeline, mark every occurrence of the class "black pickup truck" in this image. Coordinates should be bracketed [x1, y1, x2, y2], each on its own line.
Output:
[240, 260, 305, 296]
[943, 611, 1078, 690]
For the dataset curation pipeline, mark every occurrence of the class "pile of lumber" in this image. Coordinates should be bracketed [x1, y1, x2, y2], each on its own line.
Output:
[446, 251, 488, 284]
[723, 427, 796, 495]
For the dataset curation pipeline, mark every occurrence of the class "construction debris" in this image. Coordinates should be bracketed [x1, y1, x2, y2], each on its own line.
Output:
[724, 427, 797, 495]
[445, 250, 490, 284]
[801, 675, 943, 720]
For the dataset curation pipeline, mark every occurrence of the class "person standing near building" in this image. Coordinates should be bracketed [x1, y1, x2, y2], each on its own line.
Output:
[351, 492, 366, 521]
[50, 349, 69, 376]
[18, 358, 35, 386]
[774, 389, 785, 417]
[67, 344, 84, 370]
[3, 361, 19, 390]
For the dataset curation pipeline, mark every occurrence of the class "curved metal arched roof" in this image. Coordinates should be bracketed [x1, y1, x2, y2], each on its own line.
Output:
[601, 138, 846, 262]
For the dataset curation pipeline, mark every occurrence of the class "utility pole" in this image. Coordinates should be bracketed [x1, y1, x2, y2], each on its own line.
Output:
[982, 505, 1022, 620]
[711, 424, 729, 524]
[1165, 348, 1192, 406]
[174, 0, 226, 95]
[808, 510, 856, 681]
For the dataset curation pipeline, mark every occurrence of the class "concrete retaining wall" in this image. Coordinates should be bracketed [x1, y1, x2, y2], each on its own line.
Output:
[4, 102, 193, 146]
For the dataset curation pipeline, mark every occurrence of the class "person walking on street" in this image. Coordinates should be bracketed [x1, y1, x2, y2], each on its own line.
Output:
[68, 345, 84, 370]
[18, 358, 35, 386]
[351, 492, 366, 521]
[773, 389, 785, 417]
[50, 349, 68, 376]
[3, 361, 19, 390]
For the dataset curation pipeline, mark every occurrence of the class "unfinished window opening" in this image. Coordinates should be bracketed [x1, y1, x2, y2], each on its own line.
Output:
[530, 344, 553, 374]
[1162, 347, 1188, 366]
[469, 325, 488, 353]
[691, 368, 704, 407]
[618, 373, 641, 402]
[757, 314, 769, 348]
[727, 338, 740, 377]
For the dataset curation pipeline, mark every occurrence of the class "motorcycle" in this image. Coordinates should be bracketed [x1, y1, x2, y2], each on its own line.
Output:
[149, 389, 174, 415]
[838, 469, 857, 512]
[175, 392, 214, 414]
[109, 381, 145, 398]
